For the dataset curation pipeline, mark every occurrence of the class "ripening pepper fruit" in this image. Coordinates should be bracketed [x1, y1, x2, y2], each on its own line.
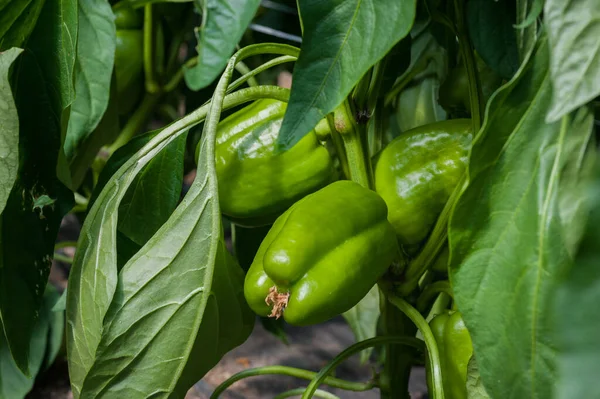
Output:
[213, 99, 337, 226]
[244, 180, 398, 326]
[426, 311, 473, 399]
[114, 8, 144, 115]
[373, 120, 473, 252]
[114, 6, 143, 29]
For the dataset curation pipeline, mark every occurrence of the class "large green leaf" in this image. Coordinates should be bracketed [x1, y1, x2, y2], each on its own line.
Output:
[0, 0, 45, 51]
[0, 0, 76, 374]
[466, 0, 519, 79]
[184, 0, 261, 90]
[0, 286, 62, 399]
[63, 0, 115, 171]
[545, 0, 600, 122]
[66, 126, 190, 398]
[80, 236, 252, 398]
[74, 111, 252, 399]
[277, 0, 417, 150]
[0, 48, 22, 215]
[554, 160, 600, 399]
[448, 36, 594, 399]
[66, 82, 279, 397]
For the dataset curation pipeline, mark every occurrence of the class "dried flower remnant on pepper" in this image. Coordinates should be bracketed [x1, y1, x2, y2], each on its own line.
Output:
[265, 286, 289, 319]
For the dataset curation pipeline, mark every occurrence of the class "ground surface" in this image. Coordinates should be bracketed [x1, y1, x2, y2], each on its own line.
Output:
[190, 318, 428, 399]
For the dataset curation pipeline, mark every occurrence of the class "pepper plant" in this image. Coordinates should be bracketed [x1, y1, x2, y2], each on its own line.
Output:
[0, 0, 599, 398]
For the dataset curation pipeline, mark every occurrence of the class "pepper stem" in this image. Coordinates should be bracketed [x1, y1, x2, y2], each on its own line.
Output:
[331, 100, 373, 189]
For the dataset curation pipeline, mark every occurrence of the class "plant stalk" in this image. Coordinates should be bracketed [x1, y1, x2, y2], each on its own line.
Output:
[383, 285, 445, 399]
[416, 281, 453, 313]
[333, 100, 373, 189]
[454, 0, 483, 131]
[210, 366, 373, 398]
[301, 336, 424, 399]
[143, 4, 160, 93]
[379, 301, 418, 399]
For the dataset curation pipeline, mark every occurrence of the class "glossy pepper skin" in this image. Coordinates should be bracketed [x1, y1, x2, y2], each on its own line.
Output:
[214, 99, 337, 226]
[427, 311, 473, 399]
[373, 120, 472, 251]
[244, 181, 398, 326]
[114, 8, 143, 115]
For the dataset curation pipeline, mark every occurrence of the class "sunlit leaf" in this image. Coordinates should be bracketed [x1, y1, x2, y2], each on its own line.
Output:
[554, 159, 600, 399]
[545, 0, 600, 121]
[184, 0, 261, 90]
[449, 36, 594, 399]
[0, 0, 76, 374]
[0, 48, 22, 215]
[277, 0, 416, 150]
[63, 0, 116, 179]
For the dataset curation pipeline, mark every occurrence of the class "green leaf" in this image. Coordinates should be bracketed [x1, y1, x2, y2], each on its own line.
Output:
[0, 0, 45, 51]
[0, 286, 61, 399]
[554, 159, 600, 399]
[277, 0, 417, 149]
[342, 286, 380, 364]
[65, 129, 185, 397]
[67, 129, 185, 396]
[545, 0, 600, 122]
[448, 36, 595, 399]
[0, 48, 22, 215]
[466, 355, 490, 399]
[0, 0, 76, 374]
[184, 0, 261, 90]
[466, 0, 520, 79]
[75, 122, 252, 398]
[63, 0, 116, 167]
[66, 87, 257, 396]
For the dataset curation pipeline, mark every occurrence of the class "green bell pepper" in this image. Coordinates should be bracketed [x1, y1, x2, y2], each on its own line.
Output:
[373, 119, 473, 251]
[244, 180, 398, 326]
[214, 99, 337, 226]
[427, 310, 473, 399]
[114, 7, 143, 30]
